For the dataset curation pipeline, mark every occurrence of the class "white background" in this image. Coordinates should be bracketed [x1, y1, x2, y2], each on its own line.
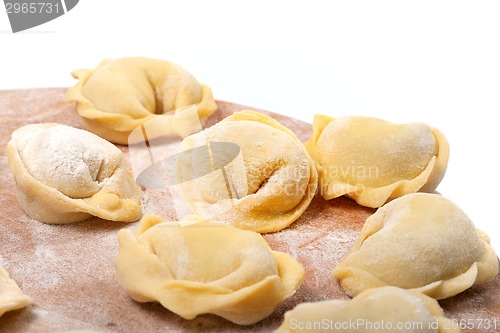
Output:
[1, 1, 499, 253]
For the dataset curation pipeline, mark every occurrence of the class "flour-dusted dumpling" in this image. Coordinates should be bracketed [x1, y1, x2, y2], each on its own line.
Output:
[115, 214, 304, 325]
[305, 115, 449, 208]
[67, 57, 217, 144]
[174, 110, 318, 233]
[7, 123, 142, 224]
[333, 193, 498, 299]
[275, 286, 459, 333]
[0, 265, 31, 317]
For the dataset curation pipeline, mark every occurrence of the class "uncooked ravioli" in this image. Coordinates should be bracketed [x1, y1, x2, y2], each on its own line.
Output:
[115, 214, 304, 325]
[7, 123, 142, 224]
[174, 110, 318, 233]
[67, 57, 217, 144]
[275, 286, 459, 333]
[305, 115, 449, 208]
[333, 193, 498, 299]
[0, 265, 31, 317]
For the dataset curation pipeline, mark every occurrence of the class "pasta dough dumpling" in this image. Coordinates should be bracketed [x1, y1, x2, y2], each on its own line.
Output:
[67, 57, 217, 144]
[175, 110, 318, 233]
[0, 265, 31, 317]
[305, 115, 449, 208]
[7, 123, 142, 224]
[275, 286, 459, 333]
[333, 193, 499, 299]
[115, 214, 305, 325]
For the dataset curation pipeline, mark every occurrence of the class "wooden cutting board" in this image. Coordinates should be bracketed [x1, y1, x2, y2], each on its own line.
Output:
[0, 88, 499, 333]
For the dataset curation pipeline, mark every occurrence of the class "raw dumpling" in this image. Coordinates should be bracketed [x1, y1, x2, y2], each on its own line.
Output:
[275, 286, 459, 333]
[7, 123, 142, 224]
[115, 214, 304, 325]
[0, 265, 31, 317]
[174, 110, 318, 233]
[67, 57, 217, 144]
[305, 115, 449, 208]
[333, 193, 498, 299]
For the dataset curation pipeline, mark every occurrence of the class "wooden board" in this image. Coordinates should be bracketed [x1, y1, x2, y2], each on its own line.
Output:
[0, 88, 499, 333]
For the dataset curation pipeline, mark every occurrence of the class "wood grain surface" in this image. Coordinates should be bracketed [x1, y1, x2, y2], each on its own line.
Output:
[0, 88, 498, 333]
